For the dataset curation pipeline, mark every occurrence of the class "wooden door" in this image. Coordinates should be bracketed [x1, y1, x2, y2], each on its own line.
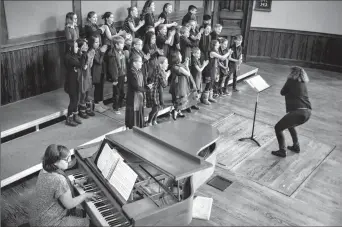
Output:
[214, 0, 250, 45]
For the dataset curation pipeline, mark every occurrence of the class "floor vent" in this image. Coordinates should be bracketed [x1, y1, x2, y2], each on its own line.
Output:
[207, 175, 233, 191]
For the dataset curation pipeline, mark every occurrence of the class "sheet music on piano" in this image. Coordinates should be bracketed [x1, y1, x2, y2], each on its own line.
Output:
[96, 143, 121, 179]
[96, 143, 138, 201]
[108, 159, 138, 201]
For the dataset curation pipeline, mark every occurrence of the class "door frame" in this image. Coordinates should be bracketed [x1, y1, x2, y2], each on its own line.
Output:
[211, 0, 254, 62]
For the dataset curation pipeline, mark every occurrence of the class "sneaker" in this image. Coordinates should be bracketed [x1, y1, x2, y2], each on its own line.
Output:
[152, 121, 158, 125]
[233, 88, 240, 92]
[94, 104, 106, 113]
[186, 108, 192, 113]
[113, 108, 121, 114]
[99, 102, 109, 111]
[287, 145, 300, 153]
[271, 149, 286, 157]
[213, 93, 219, 98]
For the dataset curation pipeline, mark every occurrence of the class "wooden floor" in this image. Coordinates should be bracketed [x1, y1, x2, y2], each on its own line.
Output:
[2, 62, 342, 226]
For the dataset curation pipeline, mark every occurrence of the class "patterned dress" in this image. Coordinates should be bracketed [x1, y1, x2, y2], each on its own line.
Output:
[145, 66, 168, 108]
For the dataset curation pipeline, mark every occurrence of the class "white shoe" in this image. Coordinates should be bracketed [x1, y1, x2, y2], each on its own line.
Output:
[94, 104, 106, 113]
[99, 102, 109, 110]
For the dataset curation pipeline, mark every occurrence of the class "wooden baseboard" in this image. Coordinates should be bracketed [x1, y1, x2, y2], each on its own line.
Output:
[246, 56, 342, 73]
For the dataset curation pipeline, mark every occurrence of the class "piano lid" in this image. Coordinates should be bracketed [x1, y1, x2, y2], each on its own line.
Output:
[135, 120, 220, 157]
[105, 121, 218, 181]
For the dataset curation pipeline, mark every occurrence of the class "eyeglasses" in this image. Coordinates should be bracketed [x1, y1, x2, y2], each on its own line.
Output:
[61, 155, 72, 162]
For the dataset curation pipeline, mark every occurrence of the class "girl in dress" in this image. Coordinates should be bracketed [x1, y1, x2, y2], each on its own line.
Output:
[218, 38, 231, 96]
[89, 36, 109, 113]
[125, 55, 152, 129]
[169, 51, 195, 120]
[29, 144, 96, 226]
[123, 6, 145, 39]
[199, 24, 212, 63]
[146, 56, 170, 126]
[79, 39, 95, 119]
[191, 47, 209, 108]
[64, 12, 79, 41]
[138, 0, 164, 38]
[201, 40, 232, 104]
[84, 11, 105, 43]
[158, 3, 178, 28]
[143, 31, 163, 81]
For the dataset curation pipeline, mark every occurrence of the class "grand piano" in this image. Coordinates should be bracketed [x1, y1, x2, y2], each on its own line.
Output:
[69, 120, 220, 226]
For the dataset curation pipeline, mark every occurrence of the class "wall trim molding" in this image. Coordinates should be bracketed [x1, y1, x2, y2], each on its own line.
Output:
[250, 27, 342, 38]
[246, 55, 342, 73]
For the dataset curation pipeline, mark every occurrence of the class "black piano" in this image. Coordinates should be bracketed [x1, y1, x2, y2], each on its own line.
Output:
[69, 120, 220, 226]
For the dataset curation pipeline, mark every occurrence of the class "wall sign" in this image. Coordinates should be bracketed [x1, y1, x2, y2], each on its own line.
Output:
[254, 0, 272, 12]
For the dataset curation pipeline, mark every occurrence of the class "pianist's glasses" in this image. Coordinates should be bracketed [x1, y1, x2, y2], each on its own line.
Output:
[61, 155, 72, 163]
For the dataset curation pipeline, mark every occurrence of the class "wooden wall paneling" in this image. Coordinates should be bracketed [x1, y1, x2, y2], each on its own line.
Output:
[270, 32, 280, 59]
[318, 36, 329, 63]
[276, 32, 286, 59]
[305, 35, 315, 62]
[257, 31, 267, 56]
[247, 30, 254, 56]
[246, 27, 342, 72]
[251, 30, 259, 56]
[285, 33, 294, 59]
[264, 31, 274, 56]
[290, 33, 301, 60]
[311, 36, 322, 63]
[296, 34, 307, 61]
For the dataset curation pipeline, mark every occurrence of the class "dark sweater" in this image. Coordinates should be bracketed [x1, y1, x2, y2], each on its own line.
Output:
[281, 79, 312, 112]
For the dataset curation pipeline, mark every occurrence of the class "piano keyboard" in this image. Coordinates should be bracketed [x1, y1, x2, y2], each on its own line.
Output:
[69, 173, 130, 227]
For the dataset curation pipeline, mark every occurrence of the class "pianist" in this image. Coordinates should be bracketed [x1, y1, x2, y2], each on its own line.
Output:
[29, 144, 97, 226]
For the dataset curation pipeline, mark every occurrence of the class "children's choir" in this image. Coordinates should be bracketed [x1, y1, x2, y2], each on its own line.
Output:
[63, 0, 244, 129]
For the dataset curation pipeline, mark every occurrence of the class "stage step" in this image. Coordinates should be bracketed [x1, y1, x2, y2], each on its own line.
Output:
[1, 113, 124, 188]
[0, 82, 113, 139]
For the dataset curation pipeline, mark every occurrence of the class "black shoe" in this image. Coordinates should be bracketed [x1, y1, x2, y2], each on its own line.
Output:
[79, 111, 89, 119]
[287, 145, 300, 153]
[233, 88, 240, 92]
[191, 105, 200, 110]
[172, 110, 177, 120]
[86, 110, 95, 117]
[186, 108, 192, 113]
[66, 116, 78, 127]
[271, 149, 286, 157]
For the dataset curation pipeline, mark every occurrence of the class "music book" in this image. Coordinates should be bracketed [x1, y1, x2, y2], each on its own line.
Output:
[245, 75, 270, 92]
[192, 196, 213, 220]
[97, 144, 138, 201]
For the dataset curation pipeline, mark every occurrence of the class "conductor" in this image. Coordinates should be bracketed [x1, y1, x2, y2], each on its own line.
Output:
[272, 66, 312, 157]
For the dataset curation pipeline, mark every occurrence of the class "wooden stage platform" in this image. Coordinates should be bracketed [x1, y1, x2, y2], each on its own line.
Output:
[2, 62, 342, 226]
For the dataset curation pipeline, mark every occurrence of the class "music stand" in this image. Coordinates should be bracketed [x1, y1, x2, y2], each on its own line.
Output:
[239, 75, 270, 147]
